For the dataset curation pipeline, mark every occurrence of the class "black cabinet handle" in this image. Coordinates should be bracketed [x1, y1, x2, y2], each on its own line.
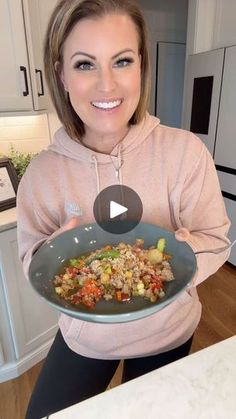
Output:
[35, 69, 45, 97]
[20, 66, 29, 96]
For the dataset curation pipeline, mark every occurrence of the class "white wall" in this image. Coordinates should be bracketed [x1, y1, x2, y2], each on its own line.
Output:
[0, 114, 50, 155]
[138, 0, 188, 114]
[139, 0, 188, 41]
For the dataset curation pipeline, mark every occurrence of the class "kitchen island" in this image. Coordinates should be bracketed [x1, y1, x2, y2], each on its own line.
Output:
[0, 207, 17, 232]
[49, 336, 236, 419]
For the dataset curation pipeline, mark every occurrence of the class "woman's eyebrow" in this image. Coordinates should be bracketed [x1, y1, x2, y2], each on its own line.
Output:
[70, 49, 135, 61]
[112, 49, 135, 59]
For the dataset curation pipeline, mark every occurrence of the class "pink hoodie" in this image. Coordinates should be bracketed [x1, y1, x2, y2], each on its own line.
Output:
[16, 114, 230, 359]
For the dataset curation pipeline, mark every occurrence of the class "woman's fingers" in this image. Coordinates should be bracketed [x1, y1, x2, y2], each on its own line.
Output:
[47, 217, 80, 242]
[63, 217, 80, 231]
[175, 228, 190, 242]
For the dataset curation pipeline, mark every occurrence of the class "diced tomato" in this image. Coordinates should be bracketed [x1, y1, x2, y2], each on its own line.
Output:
[71, 294, 80, 304]
[67, 266, 79, 275]
[151, 283, 161, 292]
[151, 275, 163, 291]
[115, 291, 131, 302]
[103, 245, 112, 251]
[71, 279, 102, 308]
[115, 291, 122, 301]
[151, 274, 163, 284]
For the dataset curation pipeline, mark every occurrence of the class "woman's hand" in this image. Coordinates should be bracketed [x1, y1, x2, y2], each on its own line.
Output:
[60, 217, 81, 233]
[175, 228, 190, 242]
[47, 217, 81, 242]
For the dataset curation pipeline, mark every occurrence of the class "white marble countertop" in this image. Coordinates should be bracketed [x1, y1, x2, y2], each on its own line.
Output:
[0, 207, 17, 232]
[49, 336, 236, 419]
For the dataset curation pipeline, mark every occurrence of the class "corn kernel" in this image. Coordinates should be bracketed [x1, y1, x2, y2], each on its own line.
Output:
[55, 287, 63, 295]
[137, 282, 144, 290]
[125, 271, 133, 279]
[104, 266, 112, 274]
[100, 273, 110, 284]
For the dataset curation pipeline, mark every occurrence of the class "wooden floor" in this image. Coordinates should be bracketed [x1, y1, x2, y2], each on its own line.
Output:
[1, 262, 236, 419]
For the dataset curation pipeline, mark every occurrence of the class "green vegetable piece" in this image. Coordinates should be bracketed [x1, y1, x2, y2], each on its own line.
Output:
[86, 250, 120, 265]
[157, 238, 166, 253]
[96, 250, 120, 260]
[69, 258, 83, 267]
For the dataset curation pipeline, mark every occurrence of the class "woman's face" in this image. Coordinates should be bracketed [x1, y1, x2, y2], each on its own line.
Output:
[60, 13, 141, 140]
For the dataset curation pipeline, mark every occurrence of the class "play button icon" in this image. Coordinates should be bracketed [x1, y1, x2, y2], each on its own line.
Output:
[110, 201, 128, 219]
[93, 185, 143, 234]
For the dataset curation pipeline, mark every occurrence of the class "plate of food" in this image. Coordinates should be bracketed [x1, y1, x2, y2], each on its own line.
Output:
[28, 222, 197, 323]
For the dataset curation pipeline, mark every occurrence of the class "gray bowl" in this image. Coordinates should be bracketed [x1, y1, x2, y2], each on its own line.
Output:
[28, 222, 197, 323]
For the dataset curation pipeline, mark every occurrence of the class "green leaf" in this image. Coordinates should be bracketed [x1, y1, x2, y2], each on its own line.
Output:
[8, 145, 38, 179]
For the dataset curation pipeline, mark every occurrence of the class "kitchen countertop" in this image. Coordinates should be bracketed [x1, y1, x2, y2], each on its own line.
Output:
[0, 207, 17, 232]
[49, 336, 236, 419]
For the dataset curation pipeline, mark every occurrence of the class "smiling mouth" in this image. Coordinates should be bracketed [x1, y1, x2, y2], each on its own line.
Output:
[91, 99, 122, 110]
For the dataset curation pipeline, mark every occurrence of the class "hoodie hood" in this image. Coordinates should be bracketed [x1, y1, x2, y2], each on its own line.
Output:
[48, 113, 160, 162]
[48, 113, 160, 194]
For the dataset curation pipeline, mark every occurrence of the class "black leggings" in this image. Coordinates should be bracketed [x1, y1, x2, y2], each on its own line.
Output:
[25, 330, 193, 419]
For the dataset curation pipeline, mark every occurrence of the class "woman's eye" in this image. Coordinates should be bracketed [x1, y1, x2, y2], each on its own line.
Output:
[74, 61, 94, 71]
[114, 58, 134, 68]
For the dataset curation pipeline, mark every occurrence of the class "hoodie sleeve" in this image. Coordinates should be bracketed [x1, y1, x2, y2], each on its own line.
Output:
[173, 139, 231, 287]
[16, 172, 61, 279]
[170, 136, 230, 286]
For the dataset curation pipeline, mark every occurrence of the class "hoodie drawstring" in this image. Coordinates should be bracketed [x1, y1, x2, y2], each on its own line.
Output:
[110, 144, 123, 185]
[91, 144, 123, 194]
[91, 146, 125, 218]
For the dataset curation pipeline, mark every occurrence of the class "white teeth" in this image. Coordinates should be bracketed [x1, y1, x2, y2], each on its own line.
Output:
[92, 100, 121, 109]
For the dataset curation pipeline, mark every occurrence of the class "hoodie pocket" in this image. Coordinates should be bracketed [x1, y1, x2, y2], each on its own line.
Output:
[60, 315, 85, 342]
[176, 287, 195, 306]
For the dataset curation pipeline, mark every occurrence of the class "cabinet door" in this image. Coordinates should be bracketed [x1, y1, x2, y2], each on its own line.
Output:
[214, 45, 236, 169]
[22, 0, 58, 110]
[182, 48, 225, 156]
[0, 268, 16, 365]
[0, 0, 33, 111]
[0, 228, 58, 358]
[223, 197, 236, 266]
[22, 0, 47, 110]
[156, 42, 186, 128]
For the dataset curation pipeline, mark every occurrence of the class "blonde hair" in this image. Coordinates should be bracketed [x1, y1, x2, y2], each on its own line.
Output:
[44, 0, 151, 140]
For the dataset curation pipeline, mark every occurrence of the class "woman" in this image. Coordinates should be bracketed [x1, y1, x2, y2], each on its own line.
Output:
[17, 0, 230, 417]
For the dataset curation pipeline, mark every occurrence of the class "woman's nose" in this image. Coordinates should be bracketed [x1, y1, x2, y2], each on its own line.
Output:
[97, 68, 116, 92]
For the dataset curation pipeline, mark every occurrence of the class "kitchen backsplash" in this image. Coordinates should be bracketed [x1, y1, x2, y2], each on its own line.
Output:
[0, 114, 51, 156]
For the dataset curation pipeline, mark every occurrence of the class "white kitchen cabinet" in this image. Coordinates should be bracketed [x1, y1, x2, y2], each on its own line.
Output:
[22, 0, 48, 111]
[155, 42, 186, 128]
[0, 0, 55, 113]
[214, 46, 236, 169]
[182, 48, 225, 156]
[182, 45, 236, 266]
[0, 0, 33, 111]
[221, 196, 236, 266]
[0, 227, 58, 382]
